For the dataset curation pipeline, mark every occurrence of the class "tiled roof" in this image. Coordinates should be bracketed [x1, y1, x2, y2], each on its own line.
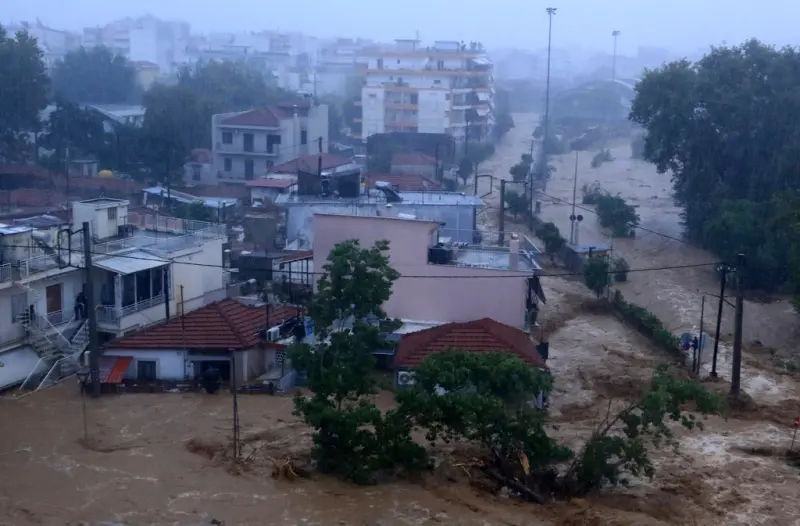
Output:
[364, 173, 442, 192]
[221, 107, 287, 127]
[104, 299, 301, 351]
[394, 318, 545, 369]
[182, 184, 250, 199]
[246, 178, 297, 189]
[391, 153, 437, 166]
[270, 153, 352, 174]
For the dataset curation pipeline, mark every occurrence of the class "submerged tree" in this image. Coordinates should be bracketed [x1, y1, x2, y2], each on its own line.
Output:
[290, 240, 427, 483]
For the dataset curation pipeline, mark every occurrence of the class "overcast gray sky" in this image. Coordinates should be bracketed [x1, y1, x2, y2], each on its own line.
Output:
[4, 0, 796, 54]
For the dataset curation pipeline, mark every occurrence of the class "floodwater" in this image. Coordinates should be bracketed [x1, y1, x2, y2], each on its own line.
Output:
[1, 113, 799, 525]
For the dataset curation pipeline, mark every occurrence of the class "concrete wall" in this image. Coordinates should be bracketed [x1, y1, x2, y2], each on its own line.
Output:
[286, 201, 477, 248]
[312, 214, 529, 329]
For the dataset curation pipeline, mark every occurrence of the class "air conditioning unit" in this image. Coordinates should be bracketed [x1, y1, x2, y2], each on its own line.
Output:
[397, 370, 415, 387]
[266, 327, 281, 342]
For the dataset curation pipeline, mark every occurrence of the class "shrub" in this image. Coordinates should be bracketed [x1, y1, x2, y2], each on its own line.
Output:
[581, 182, 605, 205]
[584, 256, 611, 298]
[612, 290, 682, 356]
[595, 193, 639, 237]
[590, 149, 613, 168]
[612, 256, 630, 282]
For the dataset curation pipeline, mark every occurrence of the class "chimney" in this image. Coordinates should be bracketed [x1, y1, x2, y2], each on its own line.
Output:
[508, 233, 520, 270]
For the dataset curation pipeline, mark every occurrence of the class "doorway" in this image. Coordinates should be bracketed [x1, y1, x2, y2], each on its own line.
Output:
[137, 360, 157, 381]
[45, 283, 63, 324]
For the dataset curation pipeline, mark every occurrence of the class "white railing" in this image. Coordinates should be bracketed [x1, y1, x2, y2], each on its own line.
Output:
[0, 324, 25, 348]
[45, 308, 75, 327]
[128, 212, 226, 238]
[0, 263, 11, 283]
[96, 294, 166, 326]
[18, 254, 62, 279]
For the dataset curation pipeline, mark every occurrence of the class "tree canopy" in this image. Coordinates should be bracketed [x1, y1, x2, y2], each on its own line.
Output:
[0, 25, 49, 162]
[629, 39, 800, 299]
[51, 46, 140, 104]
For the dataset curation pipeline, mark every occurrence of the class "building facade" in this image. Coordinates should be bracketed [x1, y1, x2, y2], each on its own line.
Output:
[359, 39, 495, 142]
[211, 103, 329, 185]
[312, 213, 542, 330]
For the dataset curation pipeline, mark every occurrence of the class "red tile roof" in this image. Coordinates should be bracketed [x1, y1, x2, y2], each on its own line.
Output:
[246, 178, 297, 189]
[222, 107, 287, 127]
[394, 318, 545, 369]
[391, 153, 437, 166]
[270, 153, 352, 174]
[104, 299, 301, 351]
[182, 184, 250, 200]
[364, 173, 442, 192]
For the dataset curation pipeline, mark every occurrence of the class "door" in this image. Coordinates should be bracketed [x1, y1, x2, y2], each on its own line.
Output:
[137, 360, 157, 381]
[45, 283, 63, 323]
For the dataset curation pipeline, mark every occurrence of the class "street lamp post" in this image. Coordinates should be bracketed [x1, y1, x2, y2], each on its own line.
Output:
[612, 30, 621, 81]
[76, 368, 89, 443]
[540, 7, 557, 181]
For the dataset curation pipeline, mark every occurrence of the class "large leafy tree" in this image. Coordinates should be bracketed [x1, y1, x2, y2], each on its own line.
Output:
[51, 47, 139, 104]
[0, 25, 49, 163]
[290, 240, 427, 483]
[39, 100, 109, 169]
[629, 39, 800, 296]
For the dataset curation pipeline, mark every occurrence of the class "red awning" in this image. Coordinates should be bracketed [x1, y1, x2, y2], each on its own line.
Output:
[100, 356, 133, 384]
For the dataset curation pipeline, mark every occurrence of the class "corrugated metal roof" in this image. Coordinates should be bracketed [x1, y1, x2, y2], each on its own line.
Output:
[94, 250, 167, 275]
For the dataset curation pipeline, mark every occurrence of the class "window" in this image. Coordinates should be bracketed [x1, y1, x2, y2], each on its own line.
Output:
[437, 60, 444, 70]
[368, 93, 377, 99]
[137, 360, 157, 381]
[410, 93, 418, 104]
[434, 80, 441, 85]
[11, 293, 26, 323]
[244, 159, 254, 180]
[224, 158, 232, 172]
[151, 267, 164, 297]
[300, 130, 308, 145]
[107, 207, 117, 220]
[445, 93, 450, 101]
[377, 58, 384, 69]
[192, 164, 202, 181]
[136, 270, 152, 302]
[267, 134, 281, 153]
[122, 274, 136, 307]
[222, 131, 233, 144]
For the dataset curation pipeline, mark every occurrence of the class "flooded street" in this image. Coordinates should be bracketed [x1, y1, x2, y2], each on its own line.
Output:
[0, 113, 798, 525]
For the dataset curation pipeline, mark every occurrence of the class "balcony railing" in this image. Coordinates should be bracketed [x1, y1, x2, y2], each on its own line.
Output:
[216, 142, 281, 156]
[96, 294, 165, 326]
[0, 263, 10, 284]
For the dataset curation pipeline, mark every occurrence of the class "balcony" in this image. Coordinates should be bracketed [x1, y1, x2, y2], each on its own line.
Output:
[216, 142, 281, 157]
[0, 263, 12, 286]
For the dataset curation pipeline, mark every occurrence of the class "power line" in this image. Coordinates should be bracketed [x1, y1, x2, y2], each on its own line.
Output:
[4, 244, 717, 280]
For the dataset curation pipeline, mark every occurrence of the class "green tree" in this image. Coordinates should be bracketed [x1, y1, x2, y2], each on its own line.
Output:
[39, 100, 109, 168]
[51, 46, 139, 104]
[560, 364, 722, 497]
[505, 190, 529, 220]
[584, 255, 611, 298]
[536, 222, 566, 264]
[612, 256, 630, 282]
[0, 25, 49, 163]
[509, 161, 531, 183]
[595, 193, 639, 237]
[290, 240, 427, 483]
[629, 39, 800, 297]
[458, 158, 473, 186]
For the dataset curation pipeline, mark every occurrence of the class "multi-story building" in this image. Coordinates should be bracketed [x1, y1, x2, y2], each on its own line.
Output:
[0, 199, 227, 392]
[6, 20, 81, 69]
[358, 39, 495, 142]
[211, 103, 329, 185]
[312, 213, 542, 330]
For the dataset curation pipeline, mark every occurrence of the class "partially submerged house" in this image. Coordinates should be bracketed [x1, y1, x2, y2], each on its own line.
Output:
[99, 299, 301, 388]
[393, 317, 548, 388]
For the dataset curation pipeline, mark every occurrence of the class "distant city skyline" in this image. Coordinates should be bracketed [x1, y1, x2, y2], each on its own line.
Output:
[4, 0, 798, 55]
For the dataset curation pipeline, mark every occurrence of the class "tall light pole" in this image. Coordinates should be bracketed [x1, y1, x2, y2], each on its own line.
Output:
[541, 8, 557, 171]
[611, 30, 621, 81]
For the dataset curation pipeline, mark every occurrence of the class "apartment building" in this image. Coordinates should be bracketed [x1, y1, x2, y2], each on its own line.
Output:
[0, 199, 227, 392]
[359, 39, 495, 142]
[211, 103, 329, 184]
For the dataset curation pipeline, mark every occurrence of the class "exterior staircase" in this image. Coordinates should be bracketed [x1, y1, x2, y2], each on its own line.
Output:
[18, 284, 88, 391]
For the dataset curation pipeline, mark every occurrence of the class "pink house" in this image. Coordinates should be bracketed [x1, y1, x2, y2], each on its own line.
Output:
[312, 213, 543, 330]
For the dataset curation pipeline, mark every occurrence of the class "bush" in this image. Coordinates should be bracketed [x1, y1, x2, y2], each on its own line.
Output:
[505, 190, 529, 220]
[583, 255, 611, 298]
[612, 256, 630, 282]
[595, 193, 639, 237]
[535, 222, 566, 264]
[581, 182, 605, 205]
[590, 149, 613, 168]
[612, 290, 682, 356]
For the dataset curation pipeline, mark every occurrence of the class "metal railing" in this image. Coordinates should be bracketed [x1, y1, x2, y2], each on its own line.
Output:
[96, 294, 166, 326]
[0, 263, 11, 283]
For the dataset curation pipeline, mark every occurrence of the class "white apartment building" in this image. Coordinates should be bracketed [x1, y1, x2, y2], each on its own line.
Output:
[359, 39, 495, 142]
[6, 20, 81, 69]
[0, 199, 227, 393]
[211, 102, 329, 184]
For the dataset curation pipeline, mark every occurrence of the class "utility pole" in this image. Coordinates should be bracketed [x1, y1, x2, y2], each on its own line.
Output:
[498, 179, 506, 245]
[231, 349, 240, 465]
[541, 7, 557, 175]
[696, 295, 705, 374]
[164, 266, 170, 320]
[612, 30, 621, 81]
[730, 253, 745, 397]
[710, 263, 730, 378]
[569, 150, 579, 244]
[82, 222, 101, 398]
[317, 136, 323, 154]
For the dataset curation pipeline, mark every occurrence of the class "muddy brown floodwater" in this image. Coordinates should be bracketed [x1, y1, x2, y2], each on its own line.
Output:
[1, 113, 799, 525]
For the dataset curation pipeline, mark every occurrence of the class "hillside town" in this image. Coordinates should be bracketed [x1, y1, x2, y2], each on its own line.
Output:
[0, 9, 799, 526]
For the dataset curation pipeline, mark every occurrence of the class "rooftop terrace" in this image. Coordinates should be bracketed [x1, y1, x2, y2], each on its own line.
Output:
[276, 190, 483, 207]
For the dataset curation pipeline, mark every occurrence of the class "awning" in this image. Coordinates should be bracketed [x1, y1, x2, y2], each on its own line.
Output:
[100, 356, 133, 384]
[94, 250, 167, 275]
[0, 346, 44, 391]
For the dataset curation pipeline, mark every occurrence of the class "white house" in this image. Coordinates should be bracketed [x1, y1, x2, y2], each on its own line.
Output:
[0, 198, 228, 392]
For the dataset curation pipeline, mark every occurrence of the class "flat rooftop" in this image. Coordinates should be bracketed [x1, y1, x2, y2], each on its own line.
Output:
[453, 246, 540, 272]
[276, 190, 483, 207]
